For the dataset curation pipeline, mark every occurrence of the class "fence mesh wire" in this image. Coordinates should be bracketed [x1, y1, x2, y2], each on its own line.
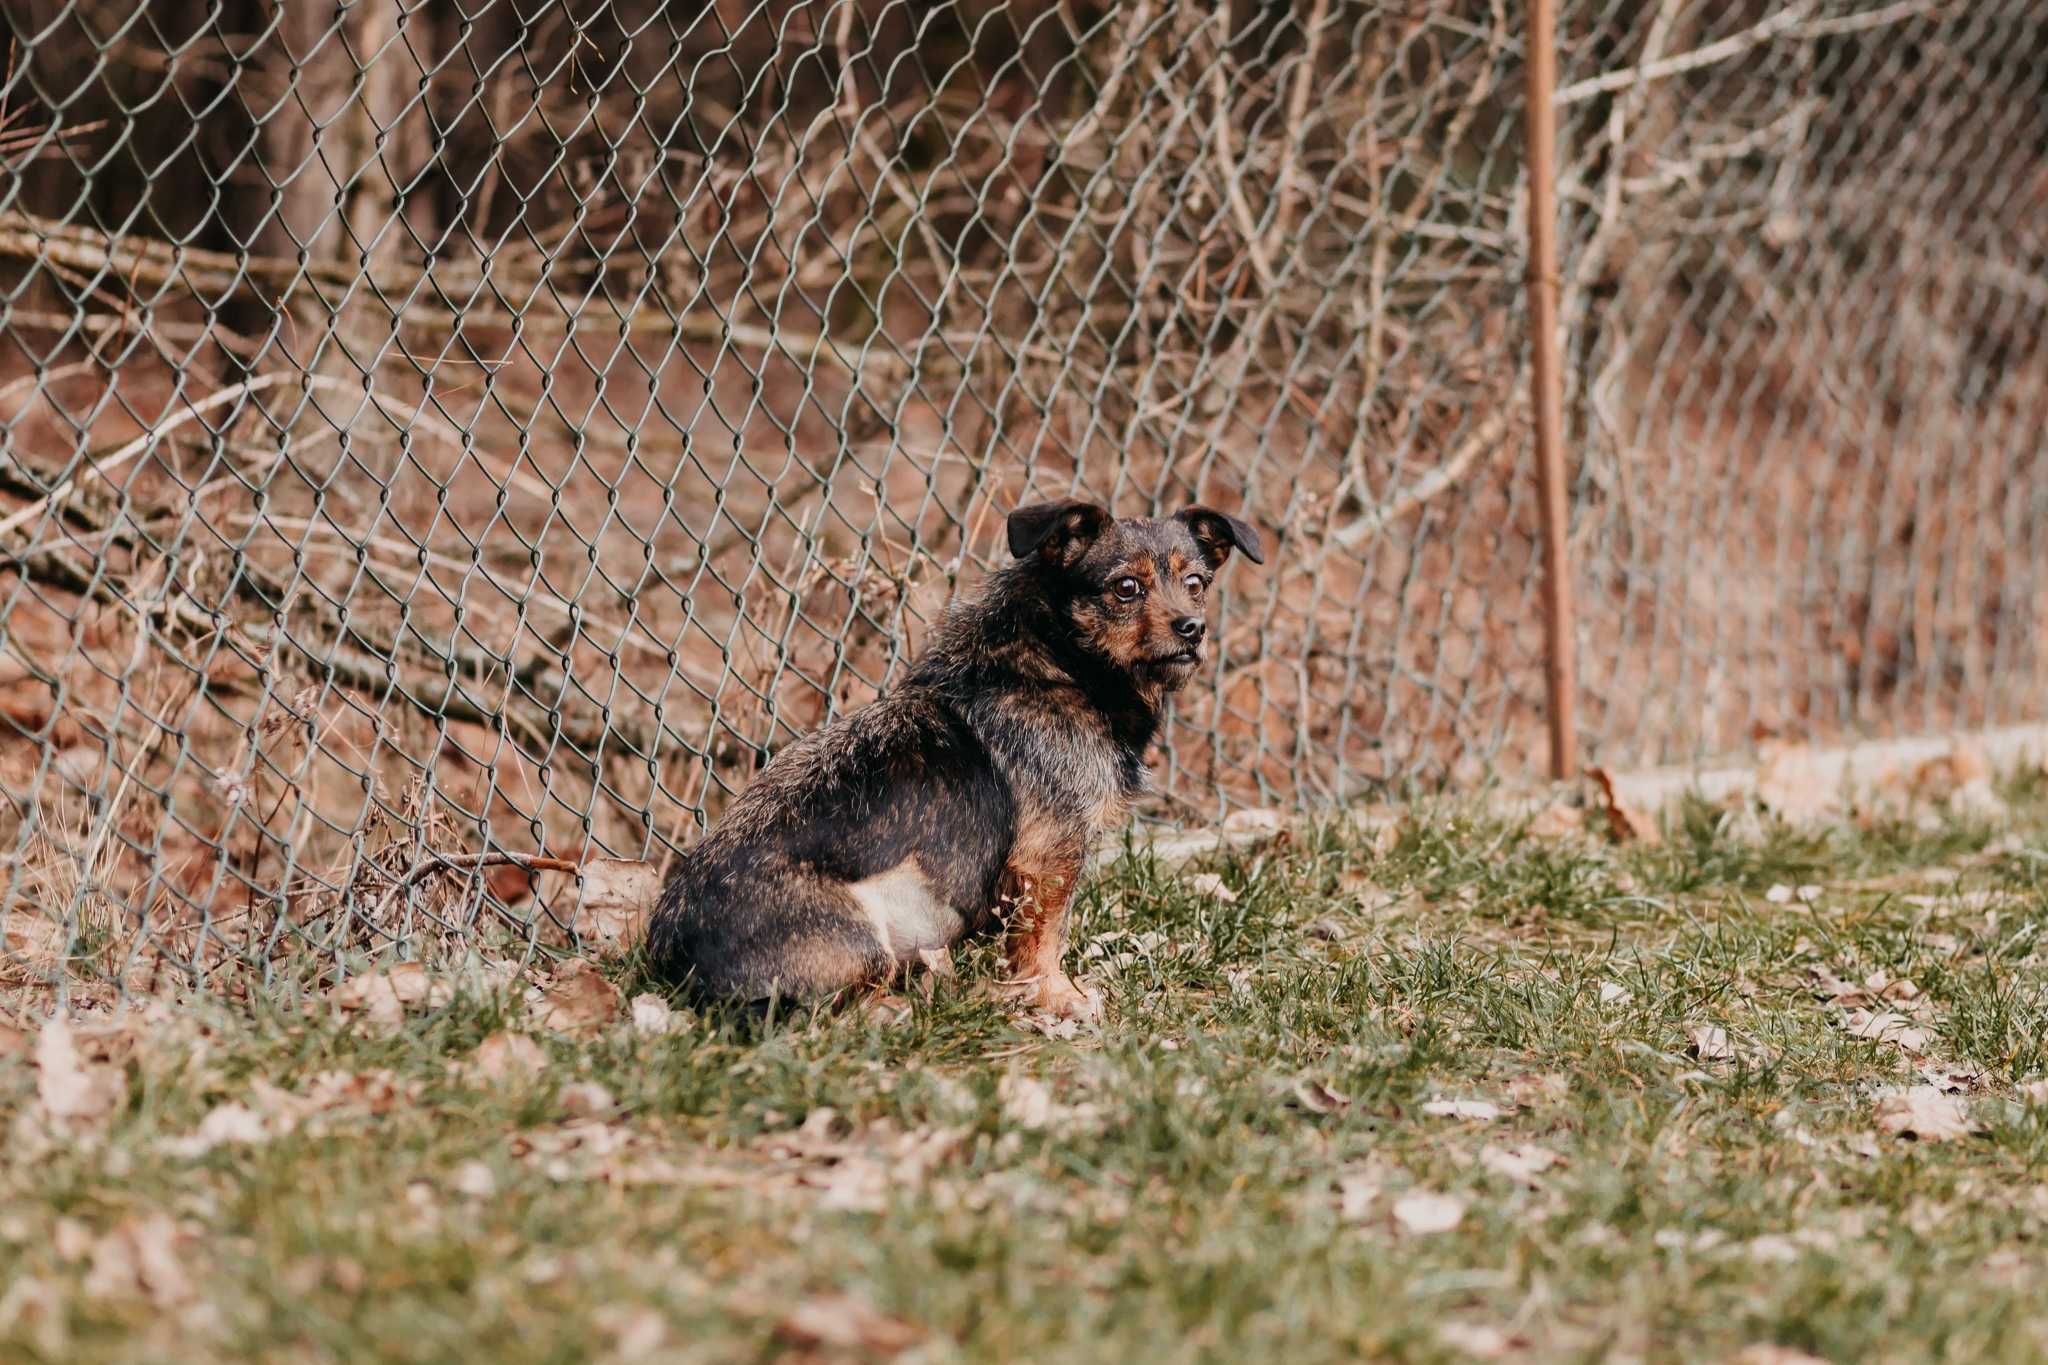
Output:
[0, 0, 2038, 1000]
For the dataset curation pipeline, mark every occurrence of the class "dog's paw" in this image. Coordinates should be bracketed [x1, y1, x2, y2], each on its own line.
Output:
[1034, 972, 1103, 1024]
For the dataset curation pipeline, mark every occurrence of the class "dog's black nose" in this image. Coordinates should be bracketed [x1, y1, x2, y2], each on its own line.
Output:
[1172, 616, 1205, 643]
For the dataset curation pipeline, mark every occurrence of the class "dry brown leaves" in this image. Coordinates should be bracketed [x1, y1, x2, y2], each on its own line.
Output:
[80, 1214, 198, 1307]
[996, 1073, 1105, 1135]
[1586, 766, 1661, 845]
[540, 857, 660, 951]
[1290, 1078, 1352, 1115]
[1478, 1143, 1563, 1186]
[1756, 741, 1837, 824]
[1437, 1322, 1519, 1359]
[629, 993, 685, 1037]
[1392, 1191, 1467, 1235]
[1809, 964, 1938, 1056]
[1840, 1009, 1930, 1055]
[1732, 1347, 1831, 1365]
[160, 1101, 271, 1158]
[758, 1107, 970, 1213]
[163, 1068, 420, 1156]
[558, 1081, 616, 1120]
[1874, 1086, 1980, 1142]
[773, 1293, 923, 1356]
[1810, 965, 1919, 1008]
[31, 1016, 125, 1135]
[330, 962, 453, 1029]
[1525, 800, 1587, 841]
[468, 1031, 550, 1085]
[1420, 1098, 1503, 1122]
[1686, 1024, 1735, 1061]
[530, 960, 621, 1034]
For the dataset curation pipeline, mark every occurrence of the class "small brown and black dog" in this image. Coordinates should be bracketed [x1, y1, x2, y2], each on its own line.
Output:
[646, 500, 1263, 1020]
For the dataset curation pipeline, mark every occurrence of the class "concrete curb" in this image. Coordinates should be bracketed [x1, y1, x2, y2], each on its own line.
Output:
[1109, 724, 2048, 873]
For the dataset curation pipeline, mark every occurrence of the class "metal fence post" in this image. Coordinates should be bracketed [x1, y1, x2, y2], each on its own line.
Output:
[1522, 0, 1579, 782]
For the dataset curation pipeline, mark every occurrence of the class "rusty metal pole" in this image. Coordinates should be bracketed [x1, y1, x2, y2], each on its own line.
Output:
[1523, 0, 1579, 781]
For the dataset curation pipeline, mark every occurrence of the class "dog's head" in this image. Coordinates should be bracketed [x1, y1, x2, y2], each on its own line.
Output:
[1006, 500, 1265, 693]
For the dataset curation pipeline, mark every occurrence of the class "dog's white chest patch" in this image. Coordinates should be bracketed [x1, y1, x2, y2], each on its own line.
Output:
[845, 859, 961, 957]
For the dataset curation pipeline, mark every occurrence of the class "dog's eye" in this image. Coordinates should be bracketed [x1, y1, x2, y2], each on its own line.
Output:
[1112, 577, 1142, 601]
[1183, 573, 1205, 595]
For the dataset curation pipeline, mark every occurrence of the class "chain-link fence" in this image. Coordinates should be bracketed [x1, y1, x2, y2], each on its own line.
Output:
[0, 0, 2039, 1000]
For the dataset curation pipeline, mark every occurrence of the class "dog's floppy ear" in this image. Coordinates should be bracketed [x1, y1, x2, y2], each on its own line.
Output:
[1007, 499, 1111, 564]
[1176, 506, 1265, 567]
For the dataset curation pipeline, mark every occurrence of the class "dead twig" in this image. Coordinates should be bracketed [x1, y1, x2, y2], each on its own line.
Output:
[364, 851, 582, 931]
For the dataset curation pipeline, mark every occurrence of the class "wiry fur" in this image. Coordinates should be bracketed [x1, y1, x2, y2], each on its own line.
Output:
[646, 501, 1264, 1018]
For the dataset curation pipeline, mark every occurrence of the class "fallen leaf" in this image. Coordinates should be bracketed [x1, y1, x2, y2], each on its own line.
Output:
[1479, 1144, 1562, 1184]
[1687, 1025, 1734, 1061]
[1653, 1227, 1728, 1252]
[1917, 1065, 1981, 1094]
[1586, 766, 1661, 845]
[450, 1160, 498, 1199]
[331, 963, 452, 1028]
[1598, 981, 1633, 1006]
[1421, 1098, 1502, 1122]
[1733, 1347, 1831, 1365]
[1841, 1009, 1930, 1054]
[1740, 1234, 1804, 1264]
[1336, 1171, 1382, 1222]
[470, 1031, 549, 1083]
[558, 1081, 616, 1119]
[532, 960, 621, 1034]
[84, 1215, 193, 1306]
[33, 1017, 123, 1131]
[1292, 1078, 1352, 1115]
[161, 1102, 273, 1158]
[597, 1305, 667, 1356]
[566, 858, 660, 950]
[806, 1157, 892, 1213]
[774, 1293, 923, 1355]
[1526, 802, 1586, 841]
[1184, 872, 1237, 903]
[1507, 1071, 1570, 1107]
[628, 994, 682, 1038]
[1392, 1191, 1466, 1235]
[1012, 1010, 1082, 1041]
[1765, 884, 1796, 905]
[1755, 741, 1835, 823]
[1221, 807, 1287, 836]
[1910, 744, 2005, 818]
[1796, 884, 1824, 903]
[1437, 1322, 1513, 1358]
[53, 1218, 94, 1262]
[1875, 1086, 1980, 1142]
[998, 1074, 1103, 1135]
[0, 1274, 66, 1357]
[301, 1069, 415, 1116]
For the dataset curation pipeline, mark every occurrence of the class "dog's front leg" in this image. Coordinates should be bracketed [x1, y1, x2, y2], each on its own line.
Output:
[1001, 856, 1101, 1022]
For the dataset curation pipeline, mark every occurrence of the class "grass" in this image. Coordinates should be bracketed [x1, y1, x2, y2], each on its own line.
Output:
[7, 781, 2048, 1363]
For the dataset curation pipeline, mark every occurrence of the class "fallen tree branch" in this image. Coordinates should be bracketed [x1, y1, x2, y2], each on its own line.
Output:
[0, 210, 910, 381]
[1330, 403, 1514, 551]
[1557, 0, 1953, 108]
[0, 443, 659, 763]
[364, 851, 582, 931]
